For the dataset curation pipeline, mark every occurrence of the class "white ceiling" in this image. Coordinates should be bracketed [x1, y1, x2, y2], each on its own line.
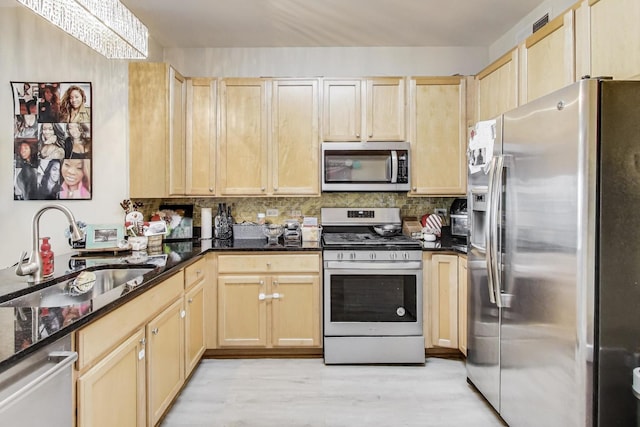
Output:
[119, 0, 548, 49]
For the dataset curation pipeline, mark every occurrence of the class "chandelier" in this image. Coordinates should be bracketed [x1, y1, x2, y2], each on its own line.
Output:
[16, 0, 148, 59]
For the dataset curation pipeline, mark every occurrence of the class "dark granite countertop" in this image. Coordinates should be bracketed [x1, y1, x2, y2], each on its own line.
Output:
[420, 226, 468, 255]
[0, 237, 321, 372]
[0, 231, 466, 372]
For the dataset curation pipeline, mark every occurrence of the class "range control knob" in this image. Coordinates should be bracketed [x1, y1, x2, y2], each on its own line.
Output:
[403, 252, 410, 260]
[337, 253, 344, 260]
[390, 252, 398, 260]
[349, 252, 356, 260]
[369, 252, 376, 260]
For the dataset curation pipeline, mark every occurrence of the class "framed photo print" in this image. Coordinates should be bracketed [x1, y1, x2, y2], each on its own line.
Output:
[84, 224, 124, 250]
[11, 81, 92, 201]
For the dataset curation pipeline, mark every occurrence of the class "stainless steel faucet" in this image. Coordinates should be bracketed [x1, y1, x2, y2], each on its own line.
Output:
[15, 204, 84, 283]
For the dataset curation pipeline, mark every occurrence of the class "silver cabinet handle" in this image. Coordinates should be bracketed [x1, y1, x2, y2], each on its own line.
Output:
[152, 328, 159, 335]
[0, 351, 77, 411]
[272, 280, 278, 286]
[188, 298, 193, 304]
[139, 337, 146, 346]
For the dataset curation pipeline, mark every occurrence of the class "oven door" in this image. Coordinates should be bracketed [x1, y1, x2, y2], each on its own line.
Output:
[323, 260, 423, 336]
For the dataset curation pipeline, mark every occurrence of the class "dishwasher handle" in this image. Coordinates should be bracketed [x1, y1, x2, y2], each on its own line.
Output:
[0, 351, 77, 411]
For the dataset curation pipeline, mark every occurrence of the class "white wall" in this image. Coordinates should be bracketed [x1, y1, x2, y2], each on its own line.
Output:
[163, 46, 488, 78]
[489, 0, 578, 62]
[0, 7, 146, 269]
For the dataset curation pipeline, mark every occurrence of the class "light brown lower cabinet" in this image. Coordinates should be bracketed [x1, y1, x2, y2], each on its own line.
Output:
[217, 253, 321, 348]
[423, 252, 467, 354]
[74, 259, 209, 427]
[76, 328, 146, 427]
[184, 280, 206, 374]
[147, 298, 185, 427]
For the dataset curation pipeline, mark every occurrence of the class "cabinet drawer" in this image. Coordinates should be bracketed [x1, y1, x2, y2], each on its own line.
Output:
[75, 270, 184, 371]
[185, 257, 206, 289]
[218, 253, 320, 274]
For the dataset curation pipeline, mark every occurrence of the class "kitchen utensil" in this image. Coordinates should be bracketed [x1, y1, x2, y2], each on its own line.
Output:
[262, 224, 284, 244]
[373, 224, 402, 237]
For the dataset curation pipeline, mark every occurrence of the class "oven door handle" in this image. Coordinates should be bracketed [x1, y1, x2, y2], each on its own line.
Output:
[324, 261, 422, 270]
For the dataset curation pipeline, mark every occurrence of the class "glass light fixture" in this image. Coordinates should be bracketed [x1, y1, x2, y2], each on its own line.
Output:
[16, 0, 148, 59]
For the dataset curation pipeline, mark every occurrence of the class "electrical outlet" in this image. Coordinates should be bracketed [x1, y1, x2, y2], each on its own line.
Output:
[289, 210, 302, 217]
[266, 209, 279, 217]
[435, 208, 447, 216]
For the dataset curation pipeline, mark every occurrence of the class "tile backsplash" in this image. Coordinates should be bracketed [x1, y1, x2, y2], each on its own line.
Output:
[135, 194, 458, 228]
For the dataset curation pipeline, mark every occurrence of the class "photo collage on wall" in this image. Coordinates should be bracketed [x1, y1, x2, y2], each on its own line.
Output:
[11, 81, 92, 200]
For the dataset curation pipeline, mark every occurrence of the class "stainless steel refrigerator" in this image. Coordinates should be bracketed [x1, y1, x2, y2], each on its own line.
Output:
[466, 78, 640, 427]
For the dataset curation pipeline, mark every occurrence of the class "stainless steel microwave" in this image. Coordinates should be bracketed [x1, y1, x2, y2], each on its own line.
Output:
[321, 142, 410, 192]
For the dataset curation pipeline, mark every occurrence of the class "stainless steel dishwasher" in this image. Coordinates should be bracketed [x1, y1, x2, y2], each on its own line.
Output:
[0, 335, 77, 426]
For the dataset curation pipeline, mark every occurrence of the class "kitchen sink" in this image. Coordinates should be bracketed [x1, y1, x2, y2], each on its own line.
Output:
[0, 267, 156, 308]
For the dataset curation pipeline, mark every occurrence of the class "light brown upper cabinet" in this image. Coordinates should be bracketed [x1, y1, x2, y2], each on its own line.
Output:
[218, 78, 269, 196]
[186, 78, 217, 195]
[323, 78, 406, 142]
[576, 0, 640, 80]
[271, 79, 320, 196]
[129, 63, 186, 198]
[519, 9, 576, 104]
[410, 76, 466, 196]
[476, 49, 518, 121]
[218, 78, 320, 197]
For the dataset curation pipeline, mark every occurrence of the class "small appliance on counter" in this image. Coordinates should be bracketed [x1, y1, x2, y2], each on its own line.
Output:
[283, 219, 301, 245]
[449, 198, 468, 240]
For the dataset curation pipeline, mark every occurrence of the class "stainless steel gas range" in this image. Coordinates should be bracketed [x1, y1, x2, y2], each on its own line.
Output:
[321, 208, 425, 365]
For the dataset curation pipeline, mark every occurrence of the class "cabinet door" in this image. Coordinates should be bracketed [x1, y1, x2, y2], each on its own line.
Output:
[323, 79, 362, 141]
[219, 78, 269, 195]
[476, 49, 518, 121]
[410, 77, 466, 196]
[272, 79, 320, 195]
[186, 78, 216, 195]
[168, 67, 186, 195]
[431, 254, 459, 349]
[217, 275, 267, 347]
[270, 274, 321, 347]
[458, 256, 468, 356]
[77, 329, 146, 427]
[147, 298, 185, 427]
[129, 62, 170, 198]
[185, 280, 206, 376]
[589, 0, 640, 80]
[366, 78, 406, 141]
[520, 11, 575, 104]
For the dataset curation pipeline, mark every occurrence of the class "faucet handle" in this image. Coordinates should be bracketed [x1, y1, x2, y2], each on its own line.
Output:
[15, 251, 38, 276]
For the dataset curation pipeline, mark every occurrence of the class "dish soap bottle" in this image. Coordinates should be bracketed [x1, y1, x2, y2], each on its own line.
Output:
[40, 237, 54, 277]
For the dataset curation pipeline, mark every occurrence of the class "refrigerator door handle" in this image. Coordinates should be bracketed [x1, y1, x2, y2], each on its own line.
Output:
[488, 155, 504, 308]
[485, 157, 497, 305]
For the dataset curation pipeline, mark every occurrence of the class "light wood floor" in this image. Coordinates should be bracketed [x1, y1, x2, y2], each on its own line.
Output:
[161, 357, 507, 427]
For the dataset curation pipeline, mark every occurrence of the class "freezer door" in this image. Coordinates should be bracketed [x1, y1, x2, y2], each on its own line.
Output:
[499, 80, 597, 427]
[466, 118, 503, 412]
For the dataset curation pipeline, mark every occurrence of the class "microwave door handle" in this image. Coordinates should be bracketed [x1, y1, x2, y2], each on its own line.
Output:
[390, 151, 398, 183]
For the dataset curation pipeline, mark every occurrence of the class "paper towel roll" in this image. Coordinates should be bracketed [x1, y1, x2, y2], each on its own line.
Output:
[201, 208, 212, 239]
